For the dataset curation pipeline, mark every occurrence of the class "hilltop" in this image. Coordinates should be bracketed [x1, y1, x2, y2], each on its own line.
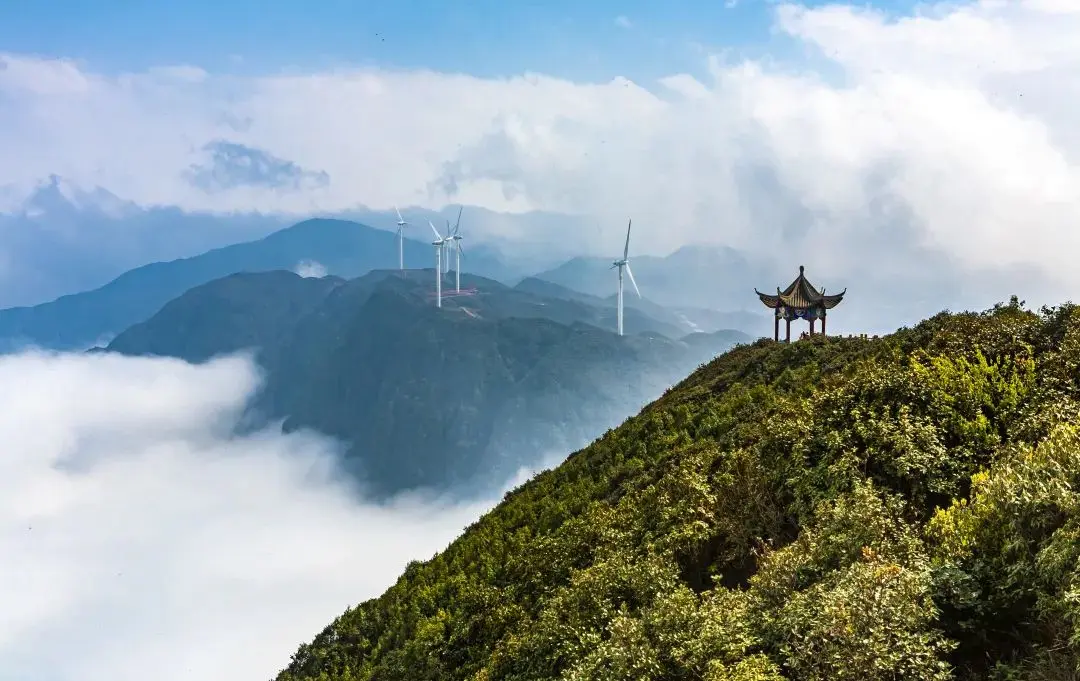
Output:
[106, 269, 750, 495]
[275, 298, 1080, 680]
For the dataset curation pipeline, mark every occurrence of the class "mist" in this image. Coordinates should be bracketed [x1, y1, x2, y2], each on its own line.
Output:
[0, 350, 527, 681]
[0, 179, 289, 308]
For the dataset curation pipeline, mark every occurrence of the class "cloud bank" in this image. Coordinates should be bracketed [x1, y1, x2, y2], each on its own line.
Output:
[185, 140, 331, 194]
[1, 0, 1079, 322]
[0, 350, 505, 681]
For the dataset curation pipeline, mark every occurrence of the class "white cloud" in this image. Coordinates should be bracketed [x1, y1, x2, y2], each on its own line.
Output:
[615, 15, 633, 29]
[0, 350, 509, 681]
[293, 259, 328, 278]
[1, 1, 1080, 314]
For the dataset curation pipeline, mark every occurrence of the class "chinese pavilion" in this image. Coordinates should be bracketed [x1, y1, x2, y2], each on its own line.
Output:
[755, 265, 846, 342]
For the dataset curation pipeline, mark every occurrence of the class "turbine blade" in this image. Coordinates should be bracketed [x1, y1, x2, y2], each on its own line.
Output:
[395, 205, 403, 221]
[625, 263, 641, 298]
[429, 220, 442, 239]
[453, 206, 463, 235]
[457, 241, 465, 258]
[623, 219, 632, 260]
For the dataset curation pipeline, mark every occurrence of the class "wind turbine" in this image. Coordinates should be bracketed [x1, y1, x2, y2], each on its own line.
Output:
[612, 218, 641, 336]
[441, 206, 463, 275]
[443, 220, 453, 274]
[429, 220, 449, 308]
[449, 206, 464, 292]
[394, 206, 409, 270]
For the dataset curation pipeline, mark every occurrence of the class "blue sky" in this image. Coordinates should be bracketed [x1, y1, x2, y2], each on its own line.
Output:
[0, 0, 920, 82]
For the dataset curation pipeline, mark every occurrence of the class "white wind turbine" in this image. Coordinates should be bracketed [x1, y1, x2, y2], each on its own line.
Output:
[440, 206, 463, 276]
[394, 205, 409, 270]
[611, 218, 641, 336]
[443, 220, 453, 275]
[449, 206, 464, 292]
[429, 220, 449, 307]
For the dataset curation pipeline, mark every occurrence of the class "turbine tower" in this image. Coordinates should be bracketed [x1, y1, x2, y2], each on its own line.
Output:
[429, 220, 448, 308]
[394, 206, 409, 270]
[450, 206, 464, 292]
[611, 218, 641, 336]
[441, 206, 463, 275]
[443, 220, 453, 274]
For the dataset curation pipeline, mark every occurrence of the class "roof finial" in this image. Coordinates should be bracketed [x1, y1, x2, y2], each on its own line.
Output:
[799, 265, 804, 274]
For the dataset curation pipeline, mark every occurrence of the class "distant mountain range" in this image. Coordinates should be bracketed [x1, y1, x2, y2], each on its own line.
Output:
[533, 243, 769, 317]
[0, 218, 515, 352]
[0, 212, 766, 351]
[104, 269, 751, 496]
[0, 175, 580, 308]
[514, 276, 764, 335]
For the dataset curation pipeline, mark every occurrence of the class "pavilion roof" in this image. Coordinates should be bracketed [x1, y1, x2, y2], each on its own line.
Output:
[755, 265, 846, 310]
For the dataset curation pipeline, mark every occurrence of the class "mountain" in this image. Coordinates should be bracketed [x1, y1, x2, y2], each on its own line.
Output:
[0, 175, 288, 308]
[105, 269, 751, 495]
[616, 293, 765, 336]
[513, 276, 764, 337]
[0, 218, 513, 352]
[511, 276, 604, 305]
[274, 298, 1080, 681]
[511, 277, 692, 338]
[0, 175, 579, 310]
[534, 243, 770, 318]
[344, 205, 592, 277]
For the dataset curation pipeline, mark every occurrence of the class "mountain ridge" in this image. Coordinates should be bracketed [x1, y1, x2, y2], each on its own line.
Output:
[274, 298, 1080, 680]
[0, 218, 512, 352]
[532, 243, 768, 328]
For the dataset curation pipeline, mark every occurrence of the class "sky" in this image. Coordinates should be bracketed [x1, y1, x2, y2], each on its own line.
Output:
[2, 2, 1080, 677]
[0, 0, 918, 81]
[2, 0, 1080, 293]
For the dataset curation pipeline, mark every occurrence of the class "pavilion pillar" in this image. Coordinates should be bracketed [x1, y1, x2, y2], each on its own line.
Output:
[785, 318, 791, 343]
[810, 319, 816, 335]
[774, 312, 779, 342]
[821, 315, 827, 337]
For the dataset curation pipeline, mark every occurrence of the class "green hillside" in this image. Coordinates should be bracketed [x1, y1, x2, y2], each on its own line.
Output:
[275, 297, 1080, 680]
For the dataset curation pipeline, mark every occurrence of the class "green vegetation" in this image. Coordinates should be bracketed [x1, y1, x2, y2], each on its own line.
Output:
[276, 298, 1080, 680]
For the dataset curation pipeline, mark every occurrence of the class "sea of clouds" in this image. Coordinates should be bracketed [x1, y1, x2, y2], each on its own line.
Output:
[0, 351, 537, 681]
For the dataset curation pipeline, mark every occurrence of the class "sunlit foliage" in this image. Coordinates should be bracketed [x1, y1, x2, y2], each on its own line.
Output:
[277, 297, 1080, 680]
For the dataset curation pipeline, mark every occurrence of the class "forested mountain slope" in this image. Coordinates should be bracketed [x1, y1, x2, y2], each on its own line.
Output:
[107, 269, 749, 496]
[276, 298, 1080, 680]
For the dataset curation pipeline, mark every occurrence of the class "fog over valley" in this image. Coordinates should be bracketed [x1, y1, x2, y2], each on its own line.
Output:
[0, 350, 540, 680]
